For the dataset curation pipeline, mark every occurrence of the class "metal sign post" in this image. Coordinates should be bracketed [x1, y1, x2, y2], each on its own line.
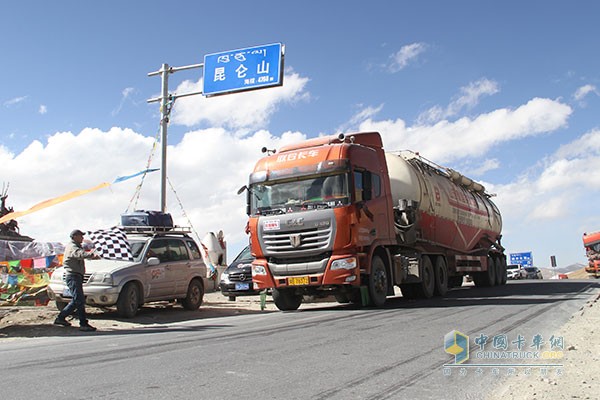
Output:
[147, 63, 204, 212]
[147, 43, 284, 212]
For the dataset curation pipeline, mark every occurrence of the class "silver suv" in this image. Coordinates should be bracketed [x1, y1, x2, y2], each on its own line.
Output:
[47, 228, 210, 318]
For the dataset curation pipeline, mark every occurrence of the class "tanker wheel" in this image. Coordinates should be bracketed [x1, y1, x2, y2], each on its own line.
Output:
[368, 256, 388, 307]
[433, 256, 449, 296]
[494, 257, 503, 286]
[416, 255, 435, 298]
[334, 292, 350, 304]
[272, 288, 302, 311]
[484, 256, 497, 287]
[400, 284, 419, 299]
[473, 272, 486, 287]
[448, 276, 463, 288]
[499, 257, 507, 285]
[472, 257, 497, 287]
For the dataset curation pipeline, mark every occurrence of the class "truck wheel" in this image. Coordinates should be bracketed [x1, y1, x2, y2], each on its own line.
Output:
[494, 257, 503, 286]
[117, 282, 140, 318]
[448, 276, 463, 288]
[368, 256, 388, 307]
[416, 256, 435, 298]
[272, 288, 302, 311]
[498, 257, 507, 285]
[434, 256, 449, 296]
[486, 256, 497, 286]
[182, 279, 204, 310]
[400, 284, 419, 299]
[334, 293, 350, 303]
[475, 257, 497, 287]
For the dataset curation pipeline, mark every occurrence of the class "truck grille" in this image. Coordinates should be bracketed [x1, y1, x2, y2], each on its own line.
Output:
[263, 226, 332, 254]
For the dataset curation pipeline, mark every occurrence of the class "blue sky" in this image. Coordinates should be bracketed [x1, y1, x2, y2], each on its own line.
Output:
[1, 1, 599, 268]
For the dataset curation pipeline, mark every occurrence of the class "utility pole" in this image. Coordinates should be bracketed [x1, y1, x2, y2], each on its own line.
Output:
[147, 63, 204, 212]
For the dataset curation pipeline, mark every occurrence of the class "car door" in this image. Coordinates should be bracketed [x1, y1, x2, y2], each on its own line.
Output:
[165, 238, 193, 297]
[145, 238, 176, 299]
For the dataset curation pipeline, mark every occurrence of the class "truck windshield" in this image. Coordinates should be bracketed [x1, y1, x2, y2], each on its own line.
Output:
[250, 174, 349, 216]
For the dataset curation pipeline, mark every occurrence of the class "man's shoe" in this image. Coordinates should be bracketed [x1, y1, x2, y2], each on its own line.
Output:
[53, 318, 71, 327]
[79, 324, 97, 332]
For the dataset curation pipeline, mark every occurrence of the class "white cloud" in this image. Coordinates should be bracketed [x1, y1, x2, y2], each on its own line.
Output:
[171, 71, 310, 131]
[387, 43, 427, 73]
[112, 87, 136, 116]
[337, 104, 384, 133]
[2, 81, 593, 269]
[572, 84, 598, 104]
[1, 126, 307, 258]
[418, 78, 499, 123]
[487, 128, 600, 266]
[357, 97, 571, 163]
[3, 96, 28, 107]
[464, 158, 501, 177]
[39, 105, 47, 114]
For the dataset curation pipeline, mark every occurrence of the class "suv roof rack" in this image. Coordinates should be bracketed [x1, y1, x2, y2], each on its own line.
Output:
[120, 226, 192, 235]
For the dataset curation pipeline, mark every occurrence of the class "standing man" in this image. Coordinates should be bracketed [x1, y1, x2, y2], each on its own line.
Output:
[54, 229, 101, 332]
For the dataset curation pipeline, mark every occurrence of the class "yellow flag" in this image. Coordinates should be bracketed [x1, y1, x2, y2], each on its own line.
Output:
[0, 182, 110, 224]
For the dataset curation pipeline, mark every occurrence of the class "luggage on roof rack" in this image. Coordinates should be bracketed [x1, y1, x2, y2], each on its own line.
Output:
[120, 210, 173, 231]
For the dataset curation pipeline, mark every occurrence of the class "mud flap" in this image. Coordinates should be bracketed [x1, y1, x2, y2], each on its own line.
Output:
[360, 286, 370, 306]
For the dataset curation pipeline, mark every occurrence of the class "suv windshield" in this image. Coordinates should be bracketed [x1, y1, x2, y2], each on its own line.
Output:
[129, 239, 148, 260]
[250, 174, 349, 216]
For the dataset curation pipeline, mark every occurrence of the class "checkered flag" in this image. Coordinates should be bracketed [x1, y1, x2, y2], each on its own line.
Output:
[86, 226, 133, 261]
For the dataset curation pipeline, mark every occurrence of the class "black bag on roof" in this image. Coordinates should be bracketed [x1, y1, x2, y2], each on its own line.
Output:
[120, 210, 173, 229]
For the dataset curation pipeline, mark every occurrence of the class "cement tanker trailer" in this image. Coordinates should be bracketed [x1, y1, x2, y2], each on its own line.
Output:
[243, 131, 506, 311]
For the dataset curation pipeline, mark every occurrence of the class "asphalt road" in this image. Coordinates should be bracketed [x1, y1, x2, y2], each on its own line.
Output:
[1, 280, 598, 400]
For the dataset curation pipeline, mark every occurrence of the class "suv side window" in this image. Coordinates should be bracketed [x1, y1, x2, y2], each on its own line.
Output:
[148, 239, 169, 263]
[167, 239, 189, 261]
[186, 240, 202, 260]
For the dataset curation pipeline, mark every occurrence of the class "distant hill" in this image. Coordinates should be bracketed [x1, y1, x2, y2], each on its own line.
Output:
[568, 268, 594, 279]
[555, 263, 586, 273]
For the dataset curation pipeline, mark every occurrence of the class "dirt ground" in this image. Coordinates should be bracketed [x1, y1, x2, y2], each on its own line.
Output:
[487, 290, 600, 400]
[0, 290, 288, 338]
[1, 286, 599, 400]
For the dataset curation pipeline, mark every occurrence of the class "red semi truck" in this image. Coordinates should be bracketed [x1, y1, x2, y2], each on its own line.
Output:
[583, 231, 600, 278]
[242, 132, 506, 310]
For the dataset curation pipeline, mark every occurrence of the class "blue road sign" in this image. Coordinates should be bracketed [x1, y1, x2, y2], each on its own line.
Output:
[509, 252, 533, 267]
[203, 43, 284, 96]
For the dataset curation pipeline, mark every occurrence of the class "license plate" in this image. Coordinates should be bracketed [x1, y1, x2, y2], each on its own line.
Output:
[288, 276, 309, 286]
[235, 282, 250, 290]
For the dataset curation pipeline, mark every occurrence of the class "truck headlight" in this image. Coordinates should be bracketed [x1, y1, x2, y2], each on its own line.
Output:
[88, 272, 113, 285]
[330, 257, 357, 270]
[252, 265, 267, 276]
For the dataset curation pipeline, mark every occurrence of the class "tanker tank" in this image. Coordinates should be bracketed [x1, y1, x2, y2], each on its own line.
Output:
[384, 151, 502, 253]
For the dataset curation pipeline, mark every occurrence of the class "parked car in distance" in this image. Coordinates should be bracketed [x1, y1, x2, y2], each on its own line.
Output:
[506, 264, 526, 280]
[219, 245, 260, 301]
[523, 266, 543, 279]
[558, 273, 569, 279]
[48, 227, 212, 318]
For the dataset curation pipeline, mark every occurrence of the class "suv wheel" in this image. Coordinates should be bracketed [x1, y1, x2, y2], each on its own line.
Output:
[182, 279, 204, 310]
[117, 282, 140, 318]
